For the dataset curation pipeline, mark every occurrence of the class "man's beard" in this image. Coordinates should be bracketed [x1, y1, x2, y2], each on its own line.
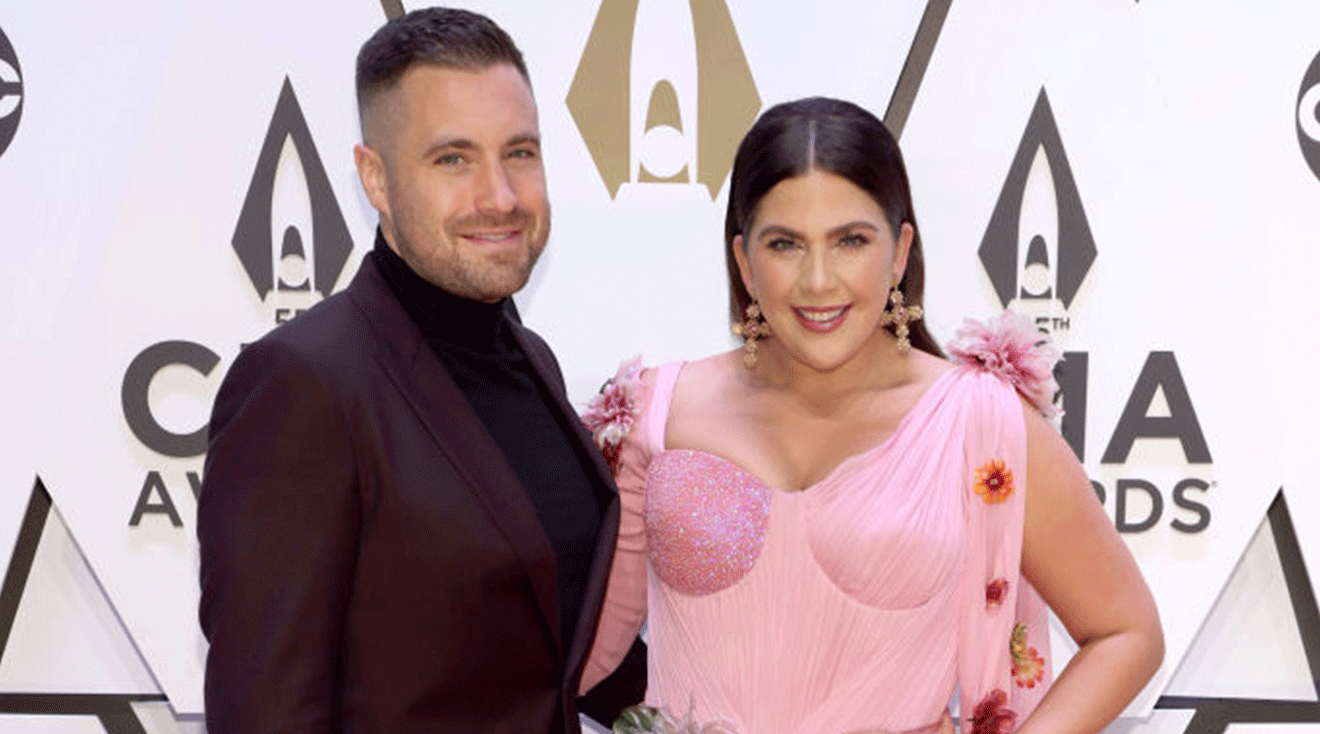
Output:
[391, 208, 547, 302]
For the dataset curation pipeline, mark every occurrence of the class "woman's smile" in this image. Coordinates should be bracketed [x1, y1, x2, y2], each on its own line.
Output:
[793, 304, 851, 333]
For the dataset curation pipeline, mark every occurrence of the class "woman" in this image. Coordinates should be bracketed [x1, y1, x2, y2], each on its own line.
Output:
[581, 97, 1162, 734]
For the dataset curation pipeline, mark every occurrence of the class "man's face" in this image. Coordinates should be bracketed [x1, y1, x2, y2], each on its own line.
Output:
[362, 63, 549, 302]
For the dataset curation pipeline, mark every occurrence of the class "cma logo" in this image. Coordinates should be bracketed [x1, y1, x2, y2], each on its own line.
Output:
[980, 88, 1096, 333]
[122, 78, 355, 528]
[1299, 48, 1320, 181]
[568, 0, 760, 199]
[982, 88, 1212, 535]
[0, 26, 23, 158]
[233, 77, 353, 323]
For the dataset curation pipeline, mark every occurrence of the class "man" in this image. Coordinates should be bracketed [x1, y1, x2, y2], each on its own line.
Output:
[198, 8, 642, 732]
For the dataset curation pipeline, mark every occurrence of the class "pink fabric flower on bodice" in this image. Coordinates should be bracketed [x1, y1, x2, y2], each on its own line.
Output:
[946, 311, 1062, 418]
[582, 356, 644, 475]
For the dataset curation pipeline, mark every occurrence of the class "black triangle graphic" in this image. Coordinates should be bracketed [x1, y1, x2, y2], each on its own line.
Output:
[232, 77, 354, 301]
[0, 478, 166, 734]
[1156, 490, 1320, 731]
[979, 88, 1097, 309]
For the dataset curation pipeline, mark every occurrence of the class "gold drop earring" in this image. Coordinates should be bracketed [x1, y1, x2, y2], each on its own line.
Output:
[879, 287, 922, 354]
[732, 301, 770, 368]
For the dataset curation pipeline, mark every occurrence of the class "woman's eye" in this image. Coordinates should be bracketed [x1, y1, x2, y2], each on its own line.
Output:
[767, 238, 797, 252]
[840, 233, 869, 248]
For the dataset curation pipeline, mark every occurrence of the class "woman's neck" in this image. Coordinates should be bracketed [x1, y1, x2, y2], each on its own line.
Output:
[746, 332, 919, 415]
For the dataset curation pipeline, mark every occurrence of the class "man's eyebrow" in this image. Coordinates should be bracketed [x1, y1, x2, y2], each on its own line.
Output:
[421, 134, 541, 159]
[422, 137, 477, 158]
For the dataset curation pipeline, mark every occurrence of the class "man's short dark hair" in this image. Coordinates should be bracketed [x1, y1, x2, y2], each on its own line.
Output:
[355, 7, 530, 117]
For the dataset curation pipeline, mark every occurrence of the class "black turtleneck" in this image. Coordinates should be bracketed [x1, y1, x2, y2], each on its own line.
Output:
[369, 232, 605, 658]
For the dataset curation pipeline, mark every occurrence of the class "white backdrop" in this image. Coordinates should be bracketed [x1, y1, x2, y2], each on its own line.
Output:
[0, 1, 1317, 732]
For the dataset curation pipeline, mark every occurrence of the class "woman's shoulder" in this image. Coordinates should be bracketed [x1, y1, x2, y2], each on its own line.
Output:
[671, 349, 742, 392]
[577, 350, 735, 468]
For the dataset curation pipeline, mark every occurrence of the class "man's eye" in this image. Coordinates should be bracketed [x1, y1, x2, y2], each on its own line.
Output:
[509, 147, 538, 159]
[436, 153, 466, 166]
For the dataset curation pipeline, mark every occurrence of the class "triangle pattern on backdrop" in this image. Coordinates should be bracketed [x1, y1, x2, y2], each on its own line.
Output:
[0, 480, 166, 733]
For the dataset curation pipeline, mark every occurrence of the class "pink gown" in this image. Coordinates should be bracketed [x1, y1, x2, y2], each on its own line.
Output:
[584, 359, 1054, 734]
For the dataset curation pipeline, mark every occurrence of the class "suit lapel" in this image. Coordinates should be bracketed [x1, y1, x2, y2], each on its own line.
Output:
[511, 326, 617, 502]
[510, 326, 623, 687]
[347, 258, 562, 656]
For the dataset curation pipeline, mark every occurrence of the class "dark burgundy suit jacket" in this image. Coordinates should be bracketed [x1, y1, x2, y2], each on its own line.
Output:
[198, 255, 636, 733]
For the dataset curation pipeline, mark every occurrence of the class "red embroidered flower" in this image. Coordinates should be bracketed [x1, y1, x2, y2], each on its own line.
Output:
[985, 578, 1009, 608]
[582, 357, 643, 476]
[974, 459, 1014, 504]
[598, 441, 623, 477]
[1010, 622, 1046, 689]
[971, 689, 1017, 734]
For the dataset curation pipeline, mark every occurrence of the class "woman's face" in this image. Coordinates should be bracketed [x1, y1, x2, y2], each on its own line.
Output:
[734, 169, 913, 374]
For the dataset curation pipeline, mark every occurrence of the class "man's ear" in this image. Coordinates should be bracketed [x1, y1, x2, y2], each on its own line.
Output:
[354, 143, 390, 219]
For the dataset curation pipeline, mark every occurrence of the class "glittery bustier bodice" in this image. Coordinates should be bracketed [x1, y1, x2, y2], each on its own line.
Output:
[645, 450, 772, 596]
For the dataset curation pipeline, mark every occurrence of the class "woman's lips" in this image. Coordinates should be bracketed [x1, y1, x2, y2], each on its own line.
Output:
[792, 304, 850, 333]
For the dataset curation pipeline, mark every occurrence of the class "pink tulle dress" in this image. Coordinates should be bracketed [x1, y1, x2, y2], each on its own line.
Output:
[584, 321, 1056, 734]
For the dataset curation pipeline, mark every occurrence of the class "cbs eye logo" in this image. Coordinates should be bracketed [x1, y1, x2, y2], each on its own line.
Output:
[1300, 49, 1320, 181]
[0, 26, 22, 159]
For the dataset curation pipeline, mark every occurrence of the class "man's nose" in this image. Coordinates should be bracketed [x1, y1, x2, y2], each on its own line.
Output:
[475, 159, 518, 214]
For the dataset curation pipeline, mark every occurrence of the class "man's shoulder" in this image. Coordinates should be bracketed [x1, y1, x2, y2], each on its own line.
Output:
[230, 287, 382, 390]
[269, 287, 367, 345]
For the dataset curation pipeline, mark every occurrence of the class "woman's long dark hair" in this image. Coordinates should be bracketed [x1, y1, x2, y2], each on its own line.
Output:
[724, 97, 941, 357]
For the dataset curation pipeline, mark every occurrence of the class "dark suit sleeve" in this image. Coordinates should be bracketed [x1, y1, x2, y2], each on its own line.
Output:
[198, 339, 361, 734]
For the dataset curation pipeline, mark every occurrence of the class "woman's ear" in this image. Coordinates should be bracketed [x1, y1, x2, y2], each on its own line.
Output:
[732, 233, 755, 300]
[893, 222, 915, 287]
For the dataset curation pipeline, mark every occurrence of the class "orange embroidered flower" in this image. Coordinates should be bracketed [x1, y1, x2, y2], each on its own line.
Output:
[1010, 622, 1045, 688]
[974, 459, 1014, 503]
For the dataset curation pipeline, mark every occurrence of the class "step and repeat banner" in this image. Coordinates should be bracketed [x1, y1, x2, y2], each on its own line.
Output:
[1, 1, 1318, 732]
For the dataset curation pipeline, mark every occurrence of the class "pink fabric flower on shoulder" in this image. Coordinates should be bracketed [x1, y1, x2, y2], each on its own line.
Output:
[946, 311, 1062, 418]
[581, 356, 644, 475]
